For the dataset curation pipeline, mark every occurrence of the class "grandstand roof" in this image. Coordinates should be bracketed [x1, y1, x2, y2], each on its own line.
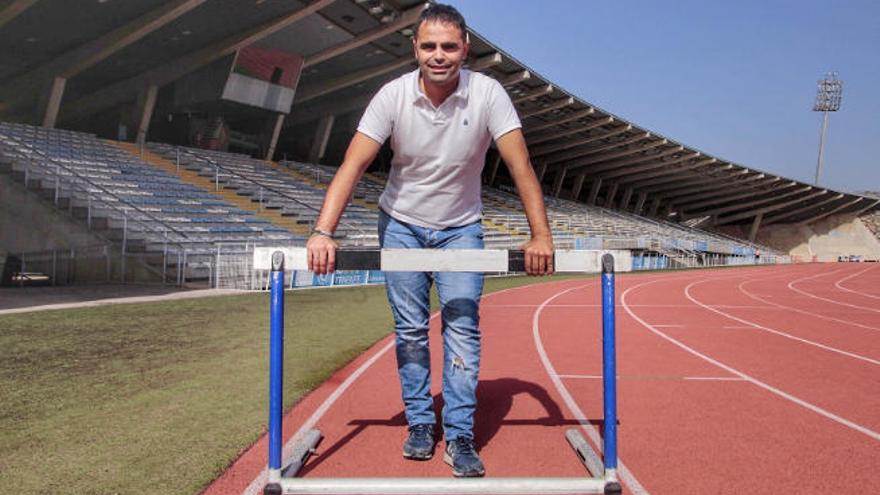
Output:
[1, 0, 876, 234]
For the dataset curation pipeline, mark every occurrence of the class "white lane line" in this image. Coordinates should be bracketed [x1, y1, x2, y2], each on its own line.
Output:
[653, 324, 685, 328]
[483, 303, 778, 309]
[739, 276, 880, 333]
[532, 283, 650, 495]
[723, 325, 756, 329]
[483, 304, 602, 308]
[622, 279, 880, 442]
[709, 305, 782, 309]
[686, 280, 880, 366]
[558, 374, 745, 382]
[682, 376, 747, 382]
[834, 265, 880, 300]
[788, 269, 880, 314]
[241, 282, 556, 495]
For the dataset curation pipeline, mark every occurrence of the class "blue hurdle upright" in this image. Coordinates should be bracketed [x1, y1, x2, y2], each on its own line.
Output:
[258, 248, 623, 495]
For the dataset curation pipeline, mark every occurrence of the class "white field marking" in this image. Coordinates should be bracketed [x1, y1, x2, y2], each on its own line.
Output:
[622, 278, 880, 442]
[834, 264, 880, 300]
[482, 303, 778, 309]
[682, 376, 747, 381]
[653, 324, 685, 328]
[558, 374, 745, 382]
[723, 325, 757, 329]
[709, 305, 782, 309]
[241, 281, 560, 495]
[739, 277, 880, 333]
[686, 279, 880, 366]
[788, 269, 880, 314]
[532, 283, 650, 495]
[482, 303, 602, 308]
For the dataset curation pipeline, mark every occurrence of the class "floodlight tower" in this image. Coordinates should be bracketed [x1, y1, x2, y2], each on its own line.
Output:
[812, 71, 842, 186]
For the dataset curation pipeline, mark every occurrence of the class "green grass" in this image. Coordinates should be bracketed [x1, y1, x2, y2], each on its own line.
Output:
[0, 274, 590, 495]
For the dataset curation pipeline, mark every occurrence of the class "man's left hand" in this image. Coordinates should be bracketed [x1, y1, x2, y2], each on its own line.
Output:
[520, 235, 554, 276]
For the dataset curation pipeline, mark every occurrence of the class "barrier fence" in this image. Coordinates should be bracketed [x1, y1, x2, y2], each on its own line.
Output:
[2, 240, 791, 289]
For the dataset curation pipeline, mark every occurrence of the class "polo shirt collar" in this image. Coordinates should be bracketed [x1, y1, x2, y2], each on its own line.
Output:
[412, 68, 471, 105]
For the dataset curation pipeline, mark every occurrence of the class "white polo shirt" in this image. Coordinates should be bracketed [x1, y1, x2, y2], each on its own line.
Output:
[357, 69, 521, 229]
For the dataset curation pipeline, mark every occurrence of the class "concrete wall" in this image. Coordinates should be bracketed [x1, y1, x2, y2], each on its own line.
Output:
[755, 214, 880, 261]
[0, 173, 108, 254]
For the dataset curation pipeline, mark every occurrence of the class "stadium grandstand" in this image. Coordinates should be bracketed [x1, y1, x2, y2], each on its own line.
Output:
[1, 0, 878, 288]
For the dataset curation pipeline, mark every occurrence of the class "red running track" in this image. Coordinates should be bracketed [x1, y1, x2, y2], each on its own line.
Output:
[204, 263, 880, 495]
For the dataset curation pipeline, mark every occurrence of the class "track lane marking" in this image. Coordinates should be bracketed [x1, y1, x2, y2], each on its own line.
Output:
[788, 268, 880, 314]
[531, 282, 650, 495]
[622, 278, 880, 442]
[686, 279, 880, 365]
[558, 374, 746, 382]
[834, 264, 880, 300]
[739, 275, 880, 333]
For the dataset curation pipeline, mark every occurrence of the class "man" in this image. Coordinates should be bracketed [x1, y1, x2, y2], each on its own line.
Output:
[307, 3, 554, 477]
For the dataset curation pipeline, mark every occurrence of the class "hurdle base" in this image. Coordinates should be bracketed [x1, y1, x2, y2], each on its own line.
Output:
[604, 480, 623, 494]
[277, 476, 609, 494]
[268, 423, 616, 494]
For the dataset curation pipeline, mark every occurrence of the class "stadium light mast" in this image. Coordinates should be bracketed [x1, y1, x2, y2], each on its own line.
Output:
[812, 71, 842, 186]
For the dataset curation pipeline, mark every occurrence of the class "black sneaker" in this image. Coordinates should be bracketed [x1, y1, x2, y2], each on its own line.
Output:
[443, 437, 486, 477]
[402, 424, 435, 460]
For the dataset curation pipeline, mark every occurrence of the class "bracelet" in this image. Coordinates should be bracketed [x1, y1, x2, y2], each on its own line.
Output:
[310, 228, 334, 239]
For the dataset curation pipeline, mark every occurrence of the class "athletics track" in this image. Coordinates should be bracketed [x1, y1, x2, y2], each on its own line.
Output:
[204, 263, 880, 494]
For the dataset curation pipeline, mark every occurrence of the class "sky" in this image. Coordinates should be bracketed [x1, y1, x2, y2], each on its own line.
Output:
[444, 0, 880, 194]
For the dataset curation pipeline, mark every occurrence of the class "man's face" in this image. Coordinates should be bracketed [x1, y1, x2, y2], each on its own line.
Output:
[413, 20, 469, 88]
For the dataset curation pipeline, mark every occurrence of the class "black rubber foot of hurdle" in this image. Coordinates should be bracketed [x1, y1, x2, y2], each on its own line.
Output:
[263, 482, 282, 495]
[604, 481, 623, 494]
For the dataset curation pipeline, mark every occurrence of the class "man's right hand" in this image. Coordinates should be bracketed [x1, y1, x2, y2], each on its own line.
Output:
[307, 234, 338, 274]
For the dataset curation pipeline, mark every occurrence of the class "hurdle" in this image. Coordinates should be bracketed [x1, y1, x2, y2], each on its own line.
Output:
[254, 248, 625, 495]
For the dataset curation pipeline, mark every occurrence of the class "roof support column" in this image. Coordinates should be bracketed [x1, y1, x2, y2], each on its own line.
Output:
[604, 182, 619, 208]
[307, 114, 334, 164]
[648, 198, 661, 217]
[570, 172, 587, 200]
[619, 187, 634, 210]
[634, 192, 648, 214]
[749, 213, 763, 242]
[552, 167, 567, 197]
[266, 113, 287, 161]
[39, 76, 67, 128]
[134, 83, 158, 147]
[487, 153, 502, 186]
[588, 178, 603, 205]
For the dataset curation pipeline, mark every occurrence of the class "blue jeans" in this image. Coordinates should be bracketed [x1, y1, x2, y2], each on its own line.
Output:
[378, 210, 484, 442]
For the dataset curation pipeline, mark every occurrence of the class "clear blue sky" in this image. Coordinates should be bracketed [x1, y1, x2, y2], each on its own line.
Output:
[445, 0, 880, 194]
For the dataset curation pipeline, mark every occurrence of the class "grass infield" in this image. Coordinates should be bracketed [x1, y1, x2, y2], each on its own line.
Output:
[0, 273, 591, 495]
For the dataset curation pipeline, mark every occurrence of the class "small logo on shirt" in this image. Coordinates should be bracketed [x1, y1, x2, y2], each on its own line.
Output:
[463, 118, 469, 126]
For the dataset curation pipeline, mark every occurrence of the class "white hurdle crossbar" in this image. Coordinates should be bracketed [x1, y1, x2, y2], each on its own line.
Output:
[258, 248, 624, 495]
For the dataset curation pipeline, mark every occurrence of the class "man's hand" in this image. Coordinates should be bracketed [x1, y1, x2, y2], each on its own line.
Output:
[520, 234, 554, 276]
[307, 234, 338, 275]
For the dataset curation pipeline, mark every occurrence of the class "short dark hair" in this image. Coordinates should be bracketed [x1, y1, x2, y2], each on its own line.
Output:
[413, 3, 467, 41]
